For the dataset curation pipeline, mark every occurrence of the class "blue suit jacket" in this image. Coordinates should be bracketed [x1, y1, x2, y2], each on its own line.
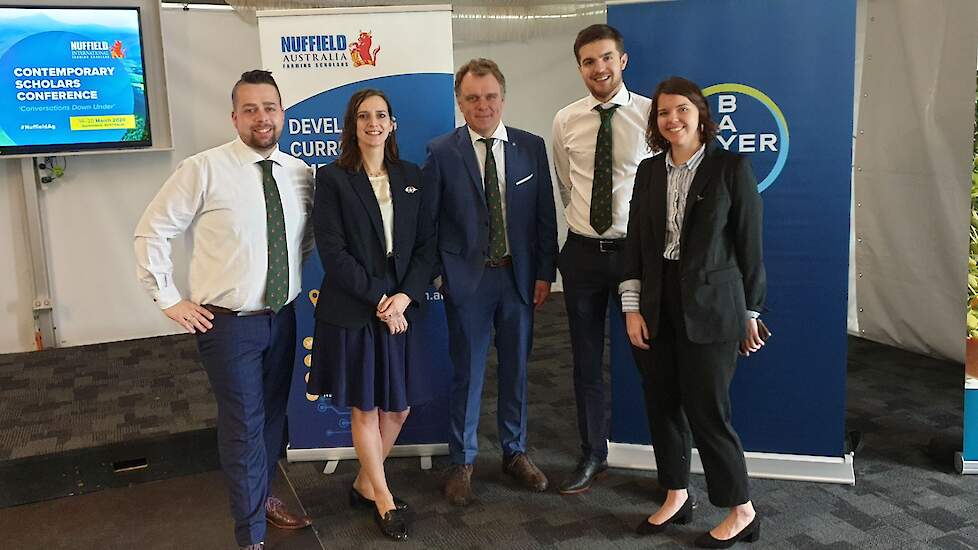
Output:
[422, 125, 557, 304]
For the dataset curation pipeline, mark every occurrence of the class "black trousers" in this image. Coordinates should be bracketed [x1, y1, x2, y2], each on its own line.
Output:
[558, 233, 625, 462]
[631, 259, 750, 507]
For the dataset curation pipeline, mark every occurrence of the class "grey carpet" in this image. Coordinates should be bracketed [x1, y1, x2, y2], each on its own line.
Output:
[1, 296, 976, 548]
[284, 299, 978, 549]
[0, 335, 214, 461]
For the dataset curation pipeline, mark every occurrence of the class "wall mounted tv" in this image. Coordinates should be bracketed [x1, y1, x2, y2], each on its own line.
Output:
[0, 6, 152, 156]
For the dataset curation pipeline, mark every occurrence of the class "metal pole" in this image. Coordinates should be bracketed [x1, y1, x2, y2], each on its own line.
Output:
[19, 157, 56, 350]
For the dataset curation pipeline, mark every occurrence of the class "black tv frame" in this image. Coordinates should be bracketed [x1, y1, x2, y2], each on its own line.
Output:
[0, 4, 153, 156]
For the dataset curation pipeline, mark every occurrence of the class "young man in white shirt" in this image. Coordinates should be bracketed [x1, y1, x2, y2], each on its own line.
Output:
[134, 70, 313, 550]
[551, 24, 653, 494]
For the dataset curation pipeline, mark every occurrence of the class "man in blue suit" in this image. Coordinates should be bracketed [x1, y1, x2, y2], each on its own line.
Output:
[422, 58, 558, 506]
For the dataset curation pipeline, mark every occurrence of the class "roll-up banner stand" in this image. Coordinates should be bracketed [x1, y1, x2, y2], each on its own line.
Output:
[607, 0, 856, 484]
[256, 5, 455, 467]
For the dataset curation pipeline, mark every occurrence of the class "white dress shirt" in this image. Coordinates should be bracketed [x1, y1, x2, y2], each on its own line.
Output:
[468, 123, 511, 255]
[552, 85, 653, 239]
[134, 138, 313, 312]
[368, 173, 395, 255]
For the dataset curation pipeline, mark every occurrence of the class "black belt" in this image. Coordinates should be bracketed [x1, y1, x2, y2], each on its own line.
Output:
[203, 304, 273, 317]
[485, 256, 513, 268]
[567, 231, 625, 253]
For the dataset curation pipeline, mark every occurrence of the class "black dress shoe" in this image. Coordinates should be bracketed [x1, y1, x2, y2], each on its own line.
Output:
[694, 515, 761, 548]
[374, 508, 408, 541]
[558, 458, 608, 494]
[635, 494, 696, 535]
[350, 486, 409, 512]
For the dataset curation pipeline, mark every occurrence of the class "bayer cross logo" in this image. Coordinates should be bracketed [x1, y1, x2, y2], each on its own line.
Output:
[704, 84, 789, 193]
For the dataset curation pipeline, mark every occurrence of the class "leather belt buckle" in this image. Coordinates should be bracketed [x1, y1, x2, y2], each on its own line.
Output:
[485, 256, 513, 268]
[203, 304, 272, 317]
[598, 239, 619, 253]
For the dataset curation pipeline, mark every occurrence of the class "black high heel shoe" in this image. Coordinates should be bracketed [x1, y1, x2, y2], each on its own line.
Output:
[635, 494, 696, 535]
[694, 515, 761, 548]
[374, 508, 408, 541]
[349, 486, 409, 512]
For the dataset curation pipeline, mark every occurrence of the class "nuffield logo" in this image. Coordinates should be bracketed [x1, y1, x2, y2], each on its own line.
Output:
[703, 83, 789, 193]
[349, 31, 380, 67]
[280, 34, 350, 69]
[69, 40, 123, 60]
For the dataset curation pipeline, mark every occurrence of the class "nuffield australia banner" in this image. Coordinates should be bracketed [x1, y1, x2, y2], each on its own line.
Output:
[256, 6, 455, 457]
[607, 0, 856, 482]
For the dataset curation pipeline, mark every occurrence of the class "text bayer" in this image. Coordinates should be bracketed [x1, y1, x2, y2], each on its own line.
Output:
[715, 95, 778, 153]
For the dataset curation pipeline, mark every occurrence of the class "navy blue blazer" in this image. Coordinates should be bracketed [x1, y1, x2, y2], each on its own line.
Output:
[422, 126, 558, 304]
[312, 159, 436, 329]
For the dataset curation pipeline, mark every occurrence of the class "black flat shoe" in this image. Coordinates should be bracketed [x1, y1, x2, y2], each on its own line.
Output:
[694, 515, 761, 548]
[635, 494, 696, 535]
[350, 486, 409, 512]
[374, 508, 408, 541]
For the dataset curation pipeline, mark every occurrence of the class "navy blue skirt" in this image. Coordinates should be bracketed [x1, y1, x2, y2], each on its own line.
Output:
[307, 312, 428, 412]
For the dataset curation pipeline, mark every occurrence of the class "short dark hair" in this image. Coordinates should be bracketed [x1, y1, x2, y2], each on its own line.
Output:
[336, 88, 400, 171]
[454, 58, 506, 96]
[573, 24, 625, 65]
[231, 69, 282, 108]
[645, 76, 719, 153]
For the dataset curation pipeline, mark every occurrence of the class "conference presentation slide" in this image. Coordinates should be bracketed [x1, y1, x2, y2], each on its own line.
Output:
[0, 7, 150, 153]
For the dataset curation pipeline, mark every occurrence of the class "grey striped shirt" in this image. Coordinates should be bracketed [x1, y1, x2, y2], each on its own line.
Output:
[663, 144, 706, 260]
[620, 145, 758, 320]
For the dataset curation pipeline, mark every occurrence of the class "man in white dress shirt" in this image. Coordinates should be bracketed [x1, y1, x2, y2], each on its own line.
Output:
[551, 25, 653, 494]
[134, 70, 313, 550]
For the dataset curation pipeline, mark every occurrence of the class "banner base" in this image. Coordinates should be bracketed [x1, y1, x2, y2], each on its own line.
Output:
[608, 442, 855, 485]
[287, 443, 448, 463]
[955, 452, 978, 474]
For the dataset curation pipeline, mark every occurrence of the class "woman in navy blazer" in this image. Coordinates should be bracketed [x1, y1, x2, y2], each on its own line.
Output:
[307, 89, 435, 541]
[622, 77, 767, 548]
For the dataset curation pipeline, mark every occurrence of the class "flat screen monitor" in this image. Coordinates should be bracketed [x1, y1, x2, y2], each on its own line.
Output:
[0, 5, 151, 155]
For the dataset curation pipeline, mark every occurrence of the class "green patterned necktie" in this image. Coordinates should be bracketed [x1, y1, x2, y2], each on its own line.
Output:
[479, 137, 507, 262]
[590, 104, 620, 235]
[258, 160, 289, 312]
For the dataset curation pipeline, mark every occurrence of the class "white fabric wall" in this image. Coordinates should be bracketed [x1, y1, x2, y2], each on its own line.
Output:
[0, 7, 592, 352]
[851, 0, 978, 362]
[0, 7, 261, 351]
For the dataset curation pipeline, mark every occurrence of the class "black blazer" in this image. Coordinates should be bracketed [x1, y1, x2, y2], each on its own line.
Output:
[312, 159, 435, 329]
[622, 145, 766, 344]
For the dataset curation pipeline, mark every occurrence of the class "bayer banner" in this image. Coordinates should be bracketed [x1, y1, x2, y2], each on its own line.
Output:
[256, 6, 455, 456]
[607, 0, 855, 481]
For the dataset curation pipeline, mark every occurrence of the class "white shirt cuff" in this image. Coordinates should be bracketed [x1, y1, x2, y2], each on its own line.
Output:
[618, 279, 641, 294]
[154, 286, 183, 310]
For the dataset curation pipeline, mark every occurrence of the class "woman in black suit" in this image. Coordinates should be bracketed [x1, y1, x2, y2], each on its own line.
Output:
[308, 89, 434, 541]
[621, 76, 767, 548]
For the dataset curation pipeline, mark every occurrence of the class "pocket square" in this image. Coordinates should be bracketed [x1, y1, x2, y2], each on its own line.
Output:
[514, 174, 533, 186]
[405, 186, 418, 194]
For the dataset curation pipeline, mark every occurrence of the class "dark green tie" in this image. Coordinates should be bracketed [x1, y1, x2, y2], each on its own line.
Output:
[590, 104, 619, 235]
[479, 137, 507, 262]
[258, 160, 289, 312]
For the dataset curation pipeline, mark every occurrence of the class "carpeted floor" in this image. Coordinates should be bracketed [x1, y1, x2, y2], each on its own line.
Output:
[284, 300, 978, 550]
[2, 296, 976, 549]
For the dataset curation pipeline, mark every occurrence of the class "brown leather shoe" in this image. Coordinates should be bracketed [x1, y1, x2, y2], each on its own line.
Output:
[502, 453, 549, 492]
[265, 496, 312, 530]
[443, 464, 474, 506]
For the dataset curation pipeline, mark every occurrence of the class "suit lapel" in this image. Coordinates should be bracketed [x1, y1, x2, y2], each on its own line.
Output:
[503, 133, 518, 220]
[680, 148, 718, 243]
[649, 154, 668, 254]
[349, 168, 387, 254]
[389, 163, 410, 254]
[455, 128, 487, 208]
